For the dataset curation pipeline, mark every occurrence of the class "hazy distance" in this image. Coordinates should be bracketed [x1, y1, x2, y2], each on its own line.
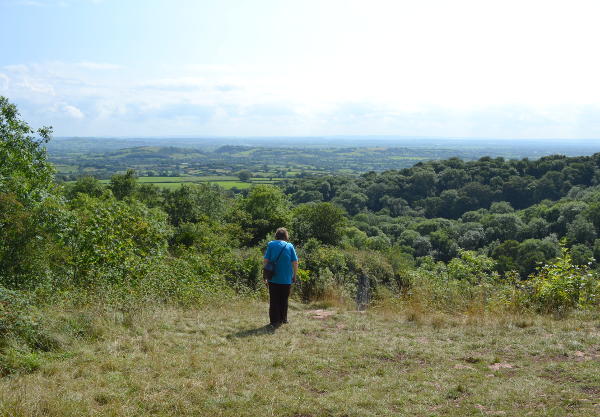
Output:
[2, 0, 600, 139]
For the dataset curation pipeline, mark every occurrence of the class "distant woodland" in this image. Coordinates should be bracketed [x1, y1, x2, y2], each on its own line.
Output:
[2, 94, 599, 356]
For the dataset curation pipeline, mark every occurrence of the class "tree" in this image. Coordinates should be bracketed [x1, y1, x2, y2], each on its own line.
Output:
[570, 243, 593, 266]
[66, 176, 105, 200]
[502, 175, 533, 209]
[333, 190, 368, 215]
[517, 238, 559, 277]
[135, 183, 164, 208]
[109, 169, 137, 200]
[584, 202, 600, 233]
[484, 213, 524, 241]
[237, 170, 252, 182]
[291, 202, 346, 245]
[489, 201, 514, 214]
[0, 96, 54, 207]
[533, 171, 564, 201]
[429, 229, 459, 262]
[438, 168, 469, 190]
[0, 97, 62, 286]
[163, 183, 226, 226]
[460, 182, 495, 211]
[240, 185, 291, 244]
[567, 215, 596, 244]
[522, 218, 550, 239]
[398, 229, 420, 248]
[409, 170, 437, 200]
[413, 236, 432, 257]
[492, 240, 520, 275]
[458, 229, 484, 250]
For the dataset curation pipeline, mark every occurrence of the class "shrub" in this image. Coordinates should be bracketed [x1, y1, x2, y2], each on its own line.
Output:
[66, 194, 172, 285]
[529, 245, 600, 314]
[0, 194, 68, 289]
[136, 254, 233, 306]
[217, 247, 263, 292]
[294, 267, 334, 302]
[447, 250, 496, 284]
[298, 241, 354, 301]
[0, 286, 57, 375]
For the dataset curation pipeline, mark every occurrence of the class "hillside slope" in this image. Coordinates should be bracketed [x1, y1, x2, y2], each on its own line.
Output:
[1, 301, 599, 417]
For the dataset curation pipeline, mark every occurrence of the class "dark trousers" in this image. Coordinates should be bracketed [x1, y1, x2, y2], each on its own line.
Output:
[268, 283, 291, 325]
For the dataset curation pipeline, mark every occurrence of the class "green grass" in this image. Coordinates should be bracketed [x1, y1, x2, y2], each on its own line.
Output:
[136, 176, 195, 183]
[54, 164, 78, 173]
[136, 176, 240, 183]
[212, 181, 251, 190]
[148, 182, 184, 190]
[1, 301, 599, 416]
[90, 176, 253, 190]
[388, 156, 427, 160]
[142, 180, 251, 190]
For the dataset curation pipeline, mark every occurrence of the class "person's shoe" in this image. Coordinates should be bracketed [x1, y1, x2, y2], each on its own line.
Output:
[282, 320, 288, 324]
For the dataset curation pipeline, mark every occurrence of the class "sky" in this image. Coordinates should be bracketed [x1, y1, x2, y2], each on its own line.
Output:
[1, 0, 600, 138]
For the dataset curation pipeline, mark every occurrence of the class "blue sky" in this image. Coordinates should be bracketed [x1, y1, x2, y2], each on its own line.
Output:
[1, 0, 600, 138]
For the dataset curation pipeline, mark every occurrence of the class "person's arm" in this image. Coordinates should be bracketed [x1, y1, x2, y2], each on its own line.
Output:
[263, 245, 271, 285]
[292, 261, 298, 283]
[290, 244, 299, 283]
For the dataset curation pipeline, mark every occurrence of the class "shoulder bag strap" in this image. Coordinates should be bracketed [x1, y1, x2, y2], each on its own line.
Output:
[272, 242, 288, 265]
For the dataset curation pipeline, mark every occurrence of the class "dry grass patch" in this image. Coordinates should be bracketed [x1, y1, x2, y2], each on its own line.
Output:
[1, 301, 599, 416]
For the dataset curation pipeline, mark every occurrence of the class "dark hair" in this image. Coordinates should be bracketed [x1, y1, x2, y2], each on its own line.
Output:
[275, 227, 289, 241]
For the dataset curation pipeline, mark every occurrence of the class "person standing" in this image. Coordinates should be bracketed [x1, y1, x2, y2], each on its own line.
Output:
[263, 227, 298, 327]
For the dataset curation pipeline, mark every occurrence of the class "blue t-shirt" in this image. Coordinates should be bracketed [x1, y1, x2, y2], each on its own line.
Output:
[264, 240, 298, 284]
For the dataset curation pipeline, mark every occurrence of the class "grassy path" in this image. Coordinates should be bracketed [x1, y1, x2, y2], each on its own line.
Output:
[1, 301, 599, 416]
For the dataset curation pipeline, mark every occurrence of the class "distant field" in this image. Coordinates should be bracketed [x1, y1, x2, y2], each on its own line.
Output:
[212, 181, 251, 190]
[53, 164, 78, 173]
[92, 176, 255, 190]
[389, 156, 426, 160]
[135, 176, 239, 183]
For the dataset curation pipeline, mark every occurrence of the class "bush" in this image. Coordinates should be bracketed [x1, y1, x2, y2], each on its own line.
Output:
[136, 254, 233, 306]
[298, 241, 354, 301]
[66, 194, 172, 286]
[0, 286, 57, 375]
[447, 250, 496, 284]
[0, 193, 68, 289]
[294, 267, 333, 302]
[529, 245, 600, 314]
[217, 247, 263, 292]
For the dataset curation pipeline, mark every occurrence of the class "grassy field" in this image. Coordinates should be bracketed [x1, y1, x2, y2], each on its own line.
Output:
[1, 301, 599, 416]
[92, 176, 254, 190]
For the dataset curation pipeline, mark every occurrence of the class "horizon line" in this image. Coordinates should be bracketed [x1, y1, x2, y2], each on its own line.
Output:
[52, 135, 600, 141]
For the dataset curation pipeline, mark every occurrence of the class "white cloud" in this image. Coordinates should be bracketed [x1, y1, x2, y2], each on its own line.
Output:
[13, 0, 103, 6]
[15, 0, 45, 6]
[17, 77, 55, 95]
[0, 73, 8, 91]
[76, 61, 121, 70]
[140, 77, 208, 90]
[3, 64, 29, 73]
[62, 104, 84, 119]
[3, 56, 600, 137]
